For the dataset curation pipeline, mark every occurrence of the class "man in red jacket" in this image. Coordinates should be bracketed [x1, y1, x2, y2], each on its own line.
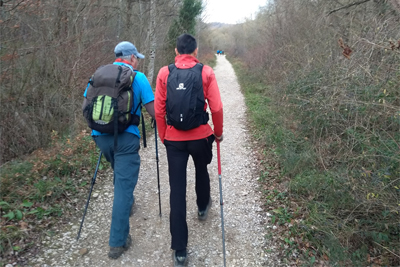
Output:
[155, 33, 223, 266]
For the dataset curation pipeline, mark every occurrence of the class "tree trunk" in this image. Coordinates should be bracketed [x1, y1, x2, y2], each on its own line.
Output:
[147, 0, 157, 85]
[117, 0, 122, 39]
[126, 0, 134, 33]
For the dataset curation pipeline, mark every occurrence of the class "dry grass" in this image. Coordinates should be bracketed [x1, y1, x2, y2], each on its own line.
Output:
[223, 1, 400, 265]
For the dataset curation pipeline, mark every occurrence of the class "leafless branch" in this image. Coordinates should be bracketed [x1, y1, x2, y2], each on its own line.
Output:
[360, 38, 400, 54]
[327, 0, 372, 15]
[4, 0, 26, 12]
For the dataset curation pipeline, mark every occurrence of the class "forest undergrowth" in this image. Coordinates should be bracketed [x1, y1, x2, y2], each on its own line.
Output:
[0, 130, 103, 265]
[230, 55, 399, 267]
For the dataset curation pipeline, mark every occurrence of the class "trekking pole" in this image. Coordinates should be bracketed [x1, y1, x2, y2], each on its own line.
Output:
[153, 120, 162, 217]
[217, 140, 227, 267]
[142, 112, 147, 148]
[76, 152, 102, 241]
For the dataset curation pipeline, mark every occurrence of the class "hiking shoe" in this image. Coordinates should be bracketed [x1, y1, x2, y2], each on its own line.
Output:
[108, 234, 132, 259]
[198, 197, 212, 221]
[172, 250, 188, 266]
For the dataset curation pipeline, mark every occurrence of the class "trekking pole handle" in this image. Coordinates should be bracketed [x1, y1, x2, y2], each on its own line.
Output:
[217, 140, 222, 175]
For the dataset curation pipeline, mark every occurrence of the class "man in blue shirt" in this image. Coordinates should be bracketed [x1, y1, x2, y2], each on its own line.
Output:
[83, 41, 155, 259]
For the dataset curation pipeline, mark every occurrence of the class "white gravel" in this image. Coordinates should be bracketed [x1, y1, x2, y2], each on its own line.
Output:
[28, 55, 283, 266]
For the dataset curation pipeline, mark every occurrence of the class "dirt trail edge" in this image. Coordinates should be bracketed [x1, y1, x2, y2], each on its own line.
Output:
[29, 56, 282, 267]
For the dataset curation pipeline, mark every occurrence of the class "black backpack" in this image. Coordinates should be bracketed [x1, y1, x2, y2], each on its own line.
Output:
[166, 63, 209, 130]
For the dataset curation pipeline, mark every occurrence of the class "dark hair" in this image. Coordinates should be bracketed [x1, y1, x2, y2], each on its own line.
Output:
[176, 33, 197, 54]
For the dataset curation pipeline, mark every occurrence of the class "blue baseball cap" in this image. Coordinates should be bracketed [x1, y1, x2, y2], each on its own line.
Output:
[114, 41, 145, 59]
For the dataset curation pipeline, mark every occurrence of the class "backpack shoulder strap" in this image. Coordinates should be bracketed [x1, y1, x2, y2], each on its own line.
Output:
[168, 63, 176, 73]
[193, 63, 204, 72]
[133, 100, 142, 114]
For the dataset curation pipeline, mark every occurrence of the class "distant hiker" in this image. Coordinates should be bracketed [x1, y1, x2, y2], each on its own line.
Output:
[221, 50, 224, 55]
[155, 33, 224, 266]
[82, 41, 155, 259]
[217, 50, 220, 55]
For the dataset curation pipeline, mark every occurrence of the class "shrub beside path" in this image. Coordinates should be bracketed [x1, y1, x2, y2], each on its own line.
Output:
[28, 55, 282, 266]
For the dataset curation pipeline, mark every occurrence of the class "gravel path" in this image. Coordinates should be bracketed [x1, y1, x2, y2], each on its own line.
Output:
[28, 55, 282, 267]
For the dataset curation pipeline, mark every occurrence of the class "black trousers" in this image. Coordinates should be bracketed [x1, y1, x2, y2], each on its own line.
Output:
[164, 135, 215, 251]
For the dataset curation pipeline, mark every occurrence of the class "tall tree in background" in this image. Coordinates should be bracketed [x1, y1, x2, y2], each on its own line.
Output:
[164, 0, 203, 62]
[147, 0, 157, 85]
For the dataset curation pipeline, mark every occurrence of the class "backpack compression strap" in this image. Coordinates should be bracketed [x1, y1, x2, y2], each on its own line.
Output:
[113, 66, 124, 153]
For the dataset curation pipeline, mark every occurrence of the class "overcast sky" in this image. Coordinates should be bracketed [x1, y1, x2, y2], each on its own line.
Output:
[203, 0, 269, 24]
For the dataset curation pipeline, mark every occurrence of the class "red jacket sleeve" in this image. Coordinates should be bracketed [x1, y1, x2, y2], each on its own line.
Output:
[212, 108, 223, 137]
[203, 66, 223, 137]
[154, 66, 168, 143]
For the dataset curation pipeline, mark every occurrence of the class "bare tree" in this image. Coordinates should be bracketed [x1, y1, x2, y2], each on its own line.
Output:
[0, 0, 184, 163]
[147, 0, 157, 85]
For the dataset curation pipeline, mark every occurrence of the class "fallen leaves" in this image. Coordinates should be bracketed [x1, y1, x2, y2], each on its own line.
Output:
[19, 221, 28, 230]
[389, 40, 400, 50]
[338, 38, 353, 59]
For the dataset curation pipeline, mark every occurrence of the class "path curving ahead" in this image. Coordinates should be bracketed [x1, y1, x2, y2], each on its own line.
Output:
[29, 55, 281, 267]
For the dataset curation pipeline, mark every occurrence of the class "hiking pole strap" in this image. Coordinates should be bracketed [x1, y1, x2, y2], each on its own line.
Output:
[114, 101, 118, 152]
[217, 141, 222, 175]
[77, 152, 102, 241]
[142, 112, 147, 148]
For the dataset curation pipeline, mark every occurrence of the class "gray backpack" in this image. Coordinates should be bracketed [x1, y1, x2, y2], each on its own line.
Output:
[83, 64, 140, 134]
[83, 64, 144, 151]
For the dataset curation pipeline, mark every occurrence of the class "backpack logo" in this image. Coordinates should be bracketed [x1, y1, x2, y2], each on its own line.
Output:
[94, 120, 108, 125]
[176, 83, 186, 90]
